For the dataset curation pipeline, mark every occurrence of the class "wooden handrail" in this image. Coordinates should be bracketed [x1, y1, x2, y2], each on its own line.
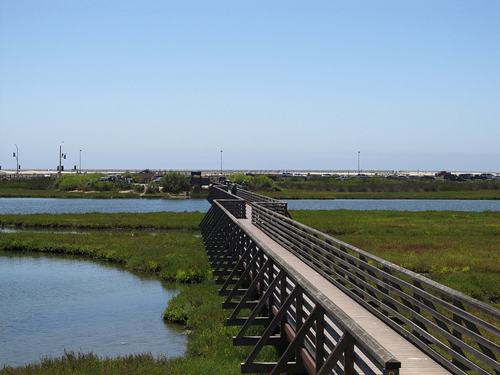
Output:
[201, 199, 401, 374]
[250, 202, 500, 375]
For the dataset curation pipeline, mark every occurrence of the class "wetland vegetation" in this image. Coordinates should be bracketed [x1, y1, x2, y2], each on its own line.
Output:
[291, 209, 500, 308]
[1, 209, 499, 374]
[0, 173, 207, 199]
[3, 173, 500, 200]
[260, 175, 500, 200]
[0, 212, 278, 374]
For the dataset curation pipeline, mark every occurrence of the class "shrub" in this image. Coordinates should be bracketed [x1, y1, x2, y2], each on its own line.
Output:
[55, 173, 105, 191]
[161, 172, 190, 194]
[145, 182, 160, 194]
[90, 180, 115, 191]
[227, 173, 248, 185]
[0, 177, 53, 190]
[247, 175, 277, 191]
[134, 184, 145, 193]
[228, 174, 278, 191]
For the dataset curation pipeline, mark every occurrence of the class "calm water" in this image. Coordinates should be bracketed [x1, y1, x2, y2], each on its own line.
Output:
[0, 253, 186, 368]
[1, 197, 499, 214]
[288, 199, 500, 211]
[0, 198, 212, 214]
[0, 197, 498, 367]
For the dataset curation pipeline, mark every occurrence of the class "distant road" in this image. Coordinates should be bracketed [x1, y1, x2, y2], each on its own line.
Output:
[1, 168, 495, 177]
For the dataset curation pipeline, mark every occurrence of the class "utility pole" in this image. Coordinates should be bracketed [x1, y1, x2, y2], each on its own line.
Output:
[13, 144, 19, 178]
[79, 150, 82, 174]
[358, 151, 360, 175]
[59, 141, 66, 176]
[220, 150, 223, 175]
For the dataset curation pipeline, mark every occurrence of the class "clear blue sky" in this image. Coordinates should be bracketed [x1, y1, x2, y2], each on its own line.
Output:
[1, 1, 499, 172]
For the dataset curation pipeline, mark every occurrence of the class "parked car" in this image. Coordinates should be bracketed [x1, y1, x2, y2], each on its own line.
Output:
[443, 173, 457, 181]
[435, 171, 449, 177]
[444, 174, 468, 182]
[480, 173, 494, 180]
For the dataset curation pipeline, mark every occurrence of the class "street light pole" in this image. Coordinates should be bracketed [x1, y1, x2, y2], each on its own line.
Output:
[358, 151, 360, 175]
[79, 150, 82, 174]
[220, 150, 223, 175]
[59, 141, 66, 176]
[13, 144, 19, 178]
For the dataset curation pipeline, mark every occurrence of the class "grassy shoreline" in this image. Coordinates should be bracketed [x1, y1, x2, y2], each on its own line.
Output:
[2, 188, 498, 200]
[258, 188, 500, 200]
[0, 212, 206, 230]
[0, 212, 278, 374]
[1, 210, 499, 373]
[0, 188, 208, 199]
[2, 175, 500, 200]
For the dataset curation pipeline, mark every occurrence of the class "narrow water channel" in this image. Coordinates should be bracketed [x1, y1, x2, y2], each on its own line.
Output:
[0, 253, 186, 368]
[1, 197, 499, 214]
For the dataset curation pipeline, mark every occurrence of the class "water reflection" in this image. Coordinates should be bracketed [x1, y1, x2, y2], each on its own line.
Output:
[0, 252, 186, 368]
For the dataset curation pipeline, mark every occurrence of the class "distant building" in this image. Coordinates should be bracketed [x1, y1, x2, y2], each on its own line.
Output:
[138, 169, 155, 184]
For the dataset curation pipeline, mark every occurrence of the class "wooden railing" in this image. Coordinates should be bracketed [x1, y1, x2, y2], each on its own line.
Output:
[250, 203, 500, 375]
[200, 199, 402, 375]
[233, 185, 290, 217]
[207, 184, 290, 217]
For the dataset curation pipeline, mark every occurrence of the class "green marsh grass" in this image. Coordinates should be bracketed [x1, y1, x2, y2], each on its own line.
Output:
[291, 209, 500, 307]
[0, 188, 144, 198]
[293, 209, 500, 372]
[2, 209, 499, 373]
[0, 212, 280, 374]
[0, 229, 208, 283]
[0, 212, 205, 230]
[276, 176, 500, 193]
[261, 188, 500, 200]
[257, 176, 500, 200]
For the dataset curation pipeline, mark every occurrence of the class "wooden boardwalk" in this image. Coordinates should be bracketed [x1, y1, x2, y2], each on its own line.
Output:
[239, 204, 451, 375]
[203, 186, 500, 374]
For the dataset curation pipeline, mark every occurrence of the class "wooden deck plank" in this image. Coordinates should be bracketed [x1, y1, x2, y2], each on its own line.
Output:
[238, 206, 452, 375]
